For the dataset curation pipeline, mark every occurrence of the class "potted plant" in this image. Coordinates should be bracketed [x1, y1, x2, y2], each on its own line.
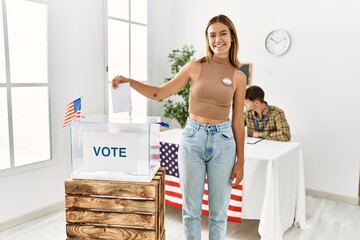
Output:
[160, 45, 196, 128]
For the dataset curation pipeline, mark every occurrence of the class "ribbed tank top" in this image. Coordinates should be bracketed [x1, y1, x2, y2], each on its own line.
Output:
[189, 56, 236, 120]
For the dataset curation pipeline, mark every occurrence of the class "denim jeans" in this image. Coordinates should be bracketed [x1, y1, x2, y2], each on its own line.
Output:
[178, 118, 236, 240]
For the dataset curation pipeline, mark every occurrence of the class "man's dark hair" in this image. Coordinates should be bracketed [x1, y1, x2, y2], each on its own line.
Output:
[245, 86, 265, 102]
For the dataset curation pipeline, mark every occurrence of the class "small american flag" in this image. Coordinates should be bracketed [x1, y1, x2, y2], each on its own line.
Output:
[160, 141, 242, 223]
[63, 98, 82, 127]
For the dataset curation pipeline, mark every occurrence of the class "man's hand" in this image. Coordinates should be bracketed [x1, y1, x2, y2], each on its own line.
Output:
[253, 131, 261, 138]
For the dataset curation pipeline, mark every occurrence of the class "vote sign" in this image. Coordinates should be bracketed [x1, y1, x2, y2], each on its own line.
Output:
[82, 132, 138, 172]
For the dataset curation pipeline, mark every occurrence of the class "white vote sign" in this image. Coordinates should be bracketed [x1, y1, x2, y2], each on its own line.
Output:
[82, 132, 138, 173]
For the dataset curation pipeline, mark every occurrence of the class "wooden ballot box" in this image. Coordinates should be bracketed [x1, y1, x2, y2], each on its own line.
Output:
[65, 167, 166, 240]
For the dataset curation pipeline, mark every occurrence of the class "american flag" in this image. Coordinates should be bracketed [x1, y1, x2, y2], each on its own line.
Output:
[63, 98, 82, 127]
[160, 141, 242, 223]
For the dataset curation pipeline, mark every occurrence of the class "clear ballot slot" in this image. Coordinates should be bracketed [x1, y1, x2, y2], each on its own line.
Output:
[70, 115, 161, 182]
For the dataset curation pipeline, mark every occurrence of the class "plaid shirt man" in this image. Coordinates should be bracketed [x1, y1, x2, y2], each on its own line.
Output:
[245, 103, 291, 142]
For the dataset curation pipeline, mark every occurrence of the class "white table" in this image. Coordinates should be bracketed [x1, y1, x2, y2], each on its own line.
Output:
[242, 137, 306, 240]
[160, 129, 306, 240]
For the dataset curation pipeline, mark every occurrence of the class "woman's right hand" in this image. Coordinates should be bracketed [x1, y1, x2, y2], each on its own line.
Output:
[112, 75, 130, 89]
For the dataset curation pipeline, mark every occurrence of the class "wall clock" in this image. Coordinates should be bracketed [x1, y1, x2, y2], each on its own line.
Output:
[265, 29, 291, 56]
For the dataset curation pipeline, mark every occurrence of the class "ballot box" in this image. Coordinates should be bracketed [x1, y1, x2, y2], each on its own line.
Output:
[69, 115, 161, 182]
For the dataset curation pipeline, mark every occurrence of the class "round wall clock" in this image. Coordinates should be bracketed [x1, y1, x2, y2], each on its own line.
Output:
[265, 29, 291, 56]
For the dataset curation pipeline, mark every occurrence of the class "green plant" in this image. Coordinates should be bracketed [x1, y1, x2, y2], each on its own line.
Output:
[160, 45, 196, 128]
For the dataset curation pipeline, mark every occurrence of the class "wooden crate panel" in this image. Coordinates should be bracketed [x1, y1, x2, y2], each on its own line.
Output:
[66, 196, 156, 213]
[65, 179, 157, 199]
[66, 210, 156, 228]
[66, 230, 165, 240]
[66, 224, 156, 240]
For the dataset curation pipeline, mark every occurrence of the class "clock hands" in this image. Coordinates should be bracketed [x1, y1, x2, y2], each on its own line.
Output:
[269, 37, 278, 43]
[269, 37, 287, 44]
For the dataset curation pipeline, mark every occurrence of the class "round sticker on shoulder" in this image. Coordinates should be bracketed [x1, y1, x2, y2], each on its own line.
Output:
[222, 78, 232, 86]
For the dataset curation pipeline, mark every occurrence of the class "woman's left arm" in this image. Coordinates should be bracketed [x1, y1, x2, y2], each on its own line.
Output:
[230, 70, 247, 185]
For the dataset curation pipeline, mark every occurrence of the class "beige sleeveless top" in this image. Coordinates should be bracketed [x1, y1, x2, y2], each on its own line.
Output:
[189, 56, 236, 120]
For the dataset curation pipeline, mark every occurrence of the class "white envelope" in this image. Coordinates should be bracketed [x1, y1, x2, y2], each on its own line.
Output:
[111, 83, 132, 113]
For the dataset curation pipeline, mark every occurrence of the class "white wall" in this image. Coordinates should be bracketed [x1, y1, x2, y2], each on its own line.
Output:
[0, 0, 105, 227]
[148, 0, 360, 200]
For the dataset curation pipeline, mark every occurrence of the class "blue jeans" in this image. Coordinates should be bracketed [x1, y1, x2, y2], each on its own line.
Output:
[178, 118, 236, 240]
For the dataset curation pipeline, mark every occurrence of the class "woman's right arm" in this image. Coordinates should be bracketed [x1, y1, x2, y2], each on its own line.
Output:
[112, 61, 198, 101]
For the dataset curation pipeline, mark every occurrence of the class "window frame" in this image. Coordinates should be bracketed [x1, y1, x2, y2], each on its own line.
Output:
[104, 0, 148, 117]
[0, 0, 53, 177]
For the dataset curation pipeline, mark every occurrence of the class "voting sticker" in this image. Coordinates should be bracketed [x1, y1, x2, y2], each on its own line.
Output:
[222, 78, 232, 86]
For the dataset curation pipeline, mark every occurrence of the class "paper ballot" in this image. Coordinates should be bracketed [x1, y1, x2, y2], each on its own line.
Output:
[111, 83, 132, 113]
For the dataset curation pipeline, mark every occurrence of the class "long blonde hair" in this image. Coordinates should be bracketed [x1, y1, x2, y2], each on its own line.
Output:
[198, 14, 241, 68]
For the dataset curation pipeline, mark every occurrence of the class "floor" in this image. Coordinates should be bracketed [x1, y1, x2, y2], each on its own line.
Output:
[0, 196, 359, 240]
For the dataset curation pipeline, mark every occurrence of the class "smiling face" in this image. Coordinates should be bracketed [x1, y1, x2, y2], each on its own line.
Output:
[207, 22, 232, 57]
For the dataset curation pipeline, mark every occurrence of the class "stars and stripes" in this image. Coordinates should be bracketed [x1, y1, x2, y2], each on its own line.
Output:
[63, 98, 82, 127]
[160, 141, 242, 223]
[150, 144, 160, 160]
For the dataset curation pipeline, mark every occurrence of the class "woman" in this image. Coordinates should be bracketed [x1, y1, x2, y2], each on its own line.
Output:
[112, 14, 246, 240]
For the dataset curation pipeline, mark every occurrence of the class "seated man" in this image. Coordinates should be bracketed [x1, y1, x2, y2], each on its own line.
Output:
[244, 85, 291, 142]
